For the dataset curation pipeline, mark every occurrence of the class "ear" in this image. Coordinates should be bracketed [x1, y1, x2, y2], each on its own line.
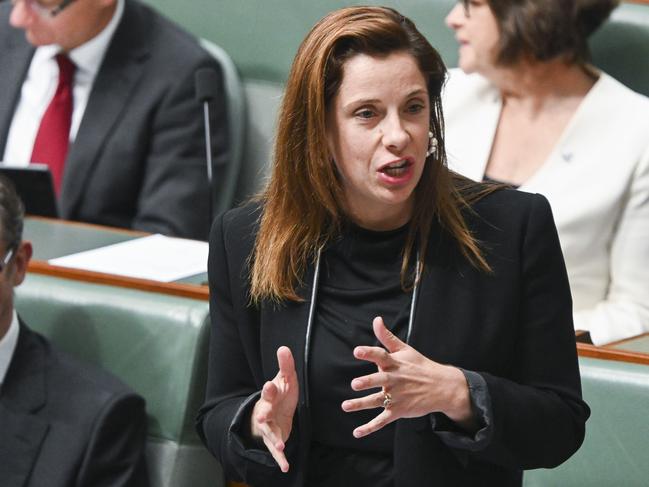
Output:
[11, 241, 32, 287]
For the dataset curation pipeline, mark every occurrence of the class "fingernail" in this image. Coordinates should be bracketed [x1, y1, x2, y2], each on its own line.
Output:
[341, 401, 350, 411]
[353, 429, 363, 438]
[351, 379, 362, 389]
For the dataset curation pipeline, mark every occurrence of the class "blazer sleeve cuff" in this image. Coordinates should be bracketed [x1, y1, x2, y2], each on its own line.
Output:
[430, 369, 494, 456]
[228, 391, 299, 473]
[228, 391, 278, 468]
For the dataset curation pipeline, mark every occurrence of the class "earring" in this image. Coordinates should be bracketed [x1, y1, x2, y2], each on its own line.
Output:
[426, 131, 438, 157]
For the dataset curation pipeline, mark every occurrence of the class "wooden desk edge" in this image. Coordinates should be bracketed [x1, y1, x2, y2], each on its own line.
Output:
[26, 215, 149, 236]
[577, 342, 649, 366]
[28, 260, 209, 301]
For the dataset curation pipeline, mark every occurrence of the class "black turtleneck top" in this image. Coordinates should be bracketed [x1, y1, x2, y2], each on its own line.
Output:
[306, 221, 415, 486]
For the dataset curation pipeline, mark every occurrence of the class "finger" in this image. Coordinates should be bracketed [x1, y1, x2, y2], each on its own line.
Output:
[373, 316, 407, 353]
[350, 370, 389, 392]
[259, 424, 290, 473]
[342, 391, 386, 412]
[353, 409, 396, 438]
[260, 380, 278, 403]
[353, 345, 392, 369]
[276, 346, 296, 381]
[256, 417, 285, 451]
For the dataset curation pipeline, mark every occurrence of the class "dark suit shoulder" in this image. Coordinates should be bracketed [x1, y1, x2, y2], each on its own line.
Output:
[19, 324, 143, 415]
[464, 187, 554, 242]
[4, 323, 148, 487]
[125, 0, 217, 68]
[213, 202, 262, 249]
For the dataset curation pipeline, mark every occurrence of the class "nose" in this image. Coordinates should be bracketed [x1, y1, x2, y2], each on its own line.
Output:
[9, 0, 33, 28]
[381, 113, 410, 153]
[445, 4, 464, 30]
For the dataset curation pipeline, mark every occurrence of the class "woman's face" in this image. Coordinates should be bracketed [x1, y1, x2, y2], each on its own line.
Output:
[446, 0, 500, 75]
[325, 51, 430, 230]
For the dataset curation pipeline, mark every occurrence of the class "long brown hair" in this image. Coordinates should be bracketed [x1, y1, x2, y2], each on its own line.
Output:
[251, 6, 495, 303]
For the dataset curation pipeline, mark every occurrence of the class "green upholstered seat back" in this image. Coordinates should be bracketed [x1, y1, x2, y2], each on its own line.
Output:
[15, 274, 223, 487]
[590, 3, 649, 97]
[142, 0, 458, 83]
[524, 357, 649, 486]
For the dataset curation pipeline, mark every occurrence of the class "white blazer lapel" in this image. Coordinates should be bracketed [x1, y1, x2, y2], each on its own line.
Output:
[442, 69, 501, 181]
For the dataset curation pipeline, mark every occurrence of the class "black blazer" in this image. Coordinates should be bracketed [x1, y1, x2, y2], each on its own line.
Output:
[197, 188, 589, 487]
[0, 0, 228, 240]
[0, 322, 148, 487]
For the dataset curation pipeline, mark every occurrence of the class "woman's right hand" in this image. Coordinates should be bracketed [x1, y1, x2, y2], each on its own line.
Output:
[250, 346, 299, 472]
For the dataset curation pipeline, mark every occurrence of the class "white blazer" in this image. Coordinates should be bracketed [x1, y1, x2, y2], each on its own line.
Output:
[443, 68, 649, 345]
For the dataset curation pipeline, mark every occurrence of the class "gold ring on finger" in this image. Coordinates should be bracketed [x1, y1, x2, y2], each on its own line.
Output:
[382, 391, 393, 409]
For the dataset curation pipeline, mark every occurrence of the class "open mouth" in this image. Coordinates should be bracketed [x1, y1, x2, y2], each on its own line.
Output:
[380, 159, 412, 177]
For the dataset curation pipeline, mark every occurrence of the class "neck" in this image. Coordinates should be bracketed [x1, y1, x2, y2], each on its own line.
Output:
[485, 60, 597, 112]
[345, 199, 413, 231]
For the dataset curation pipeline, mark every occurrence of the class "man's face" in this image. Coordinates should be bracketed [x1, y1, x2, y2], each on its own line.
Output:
[0, 241, 32, 340]
[9, 0, 114, 51]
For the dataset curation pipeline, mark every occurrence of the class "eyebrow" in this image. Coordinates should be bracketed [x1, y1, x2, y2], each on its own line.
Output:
[342, 89, 428, 110]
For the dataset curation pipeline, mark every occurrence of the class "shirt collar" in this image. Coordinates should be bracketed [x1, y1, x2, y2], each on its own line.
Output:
[0, 310, 20, 388]
[68, 0, 124, 77]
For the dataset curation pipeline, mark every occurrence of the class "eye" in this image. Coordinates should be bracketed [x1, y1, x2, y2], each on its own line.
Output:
[406, 103, 425, 114]
[355, 108, 376, 120]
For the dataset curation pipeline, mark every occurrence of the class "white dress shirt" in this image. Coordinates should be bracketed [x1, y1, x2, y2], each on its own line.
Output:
[443, 68, 649, 345]
[2, 0, 125, 166]
[0, 310, 20, 390]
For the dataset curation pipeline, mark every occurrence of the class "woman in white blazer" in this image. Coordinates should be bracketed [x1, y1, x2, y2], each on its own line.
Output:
[443, 0, 649, 345]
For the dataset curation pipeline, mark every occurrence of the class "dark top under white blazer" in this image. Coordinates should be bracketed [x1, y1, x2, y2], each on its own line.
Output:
[197, 187, 590, 487]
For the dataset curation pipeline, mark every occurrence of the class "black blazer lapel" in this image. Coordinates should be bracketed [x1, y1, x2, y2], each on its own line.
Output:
[60, 0, 150, 217]
[408, 220, 473, 362]
[0, 405, 49, 487]
[0, 5, 34, 155]
[0, 323, 50, 487]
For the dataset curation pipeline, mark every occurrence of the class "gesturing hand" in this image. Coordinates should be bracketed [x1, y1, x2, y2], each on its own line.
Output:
[342, 317, 474, 438]
[250, 346, 299, 472]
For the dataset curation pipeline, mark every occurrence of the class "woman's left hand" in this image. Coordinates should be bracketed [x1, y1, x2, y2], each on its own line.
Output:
[342, 316, 476, 438]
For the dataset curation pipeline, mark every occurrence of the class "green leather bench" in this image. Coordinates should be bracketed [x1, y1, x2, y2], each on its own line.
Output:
[524, 357, 649, 486]
[15, 274, 224, 487]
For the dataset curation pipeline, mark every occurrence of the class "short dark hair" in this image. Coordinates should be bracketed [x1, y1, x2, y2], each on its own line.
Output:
[476, 0, 619, 65]
[0, 176, 25, 250]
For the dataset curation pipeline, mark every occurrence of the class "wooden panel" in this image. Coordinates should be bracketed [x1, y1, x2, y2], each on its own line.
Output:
[27, 260, 209, 300]
[578, 341, 649, 366]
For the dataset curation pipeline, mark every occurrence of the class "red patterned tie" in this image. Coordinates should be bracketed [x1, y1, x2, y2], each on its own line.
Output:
[30, 54, 76, 195]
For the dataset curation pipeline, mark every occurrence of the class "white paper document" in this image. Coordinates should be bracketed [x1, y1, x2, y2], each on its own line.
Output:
[48, 234, 209, 282]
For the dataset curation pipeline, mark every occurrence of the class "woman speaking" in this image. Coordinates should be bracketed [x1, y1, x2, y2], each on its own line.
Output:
[197, 6, 589, 486]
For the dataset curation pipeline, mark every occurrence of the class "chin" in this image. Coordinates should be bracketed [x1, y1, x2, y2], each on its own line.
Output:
[458, 57, 477, 74]
[25, 32, 55, 47]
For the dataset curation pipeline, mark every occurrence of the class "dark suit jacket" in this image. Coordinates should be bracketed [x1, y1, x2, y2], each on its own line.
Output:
[197, 188, 590, 487]
[0, 321, 149, 487]
[0, 0, 228, 240]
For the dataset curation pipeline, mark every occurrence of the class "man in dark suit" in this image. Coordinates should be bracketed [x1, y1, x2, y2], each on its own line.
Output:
[0, 176, 149, 487]
[0, 0, 228, 240]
